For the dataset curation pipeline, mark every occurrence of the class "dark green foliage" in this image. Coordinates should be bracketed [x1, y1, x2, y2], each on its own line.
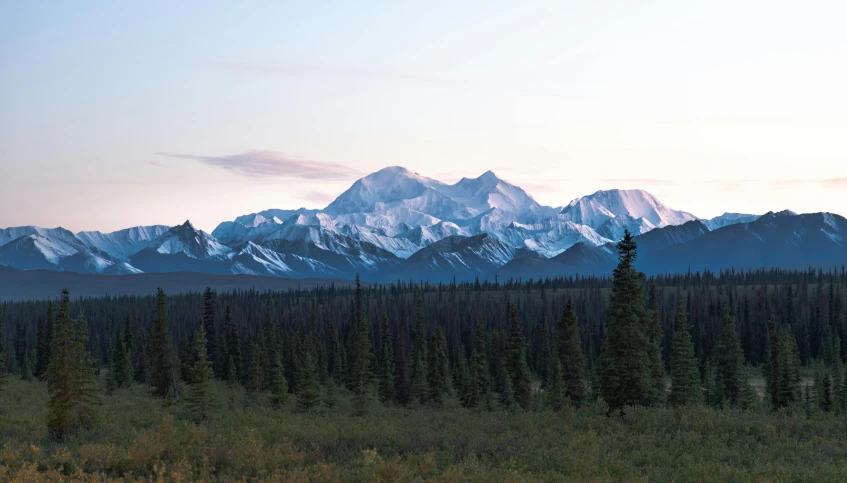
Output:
[222, 307, 241, 383]
[669, 300, 700, 406]
[410, 300, 428, 404]
[427, 327, 449, 404]
[45, 289, 99, 440]
[186, 325, 215, 422]
[393, 324, 412, 406]
[0, 310, 7, 390]
[377, 312, 395, 404]
[268, 349, 289, 409]
[498, 359, 516, 411]
[466, 317, 490, 408]
[112, 328, 133, 389]
[740, 381, 759, 410]
[714, 304, 746, 407]
[203, 287, 220, 378]
[350, 313, 373, 397]
[34, 302, 52, 379]
[21, 351, 33, 381]
[261, 309, 278, 391]
[600, 230, 653, 410]
[296, 346, 320, 412]
[149, 288, 175, 399]
[539, 317, 553, 390]
[322, 377, 339, 409]
[821, 371, 833, 412]
[557, 299, 586, 405]
[248, 340, 264, 401]
[645, 285, 666, 404]
[546, 360, 566, 411]
[507, 305, 532, 410]
[767, 322, 802, 409]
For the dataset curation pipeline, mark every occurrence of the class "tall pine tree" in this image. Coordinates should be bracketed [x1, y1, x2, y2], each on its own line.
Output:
[557, 299, 586, 405]
[186, 325, 215, 422]
[202, 287, 220, 378]
[46, 290, 99, 439]
[150, 288, 175, 399]
[507, 305, 532, 410]
[600, 230, 653, 410]
[714, 304, 746, 407]
[668, 300, 700, 406]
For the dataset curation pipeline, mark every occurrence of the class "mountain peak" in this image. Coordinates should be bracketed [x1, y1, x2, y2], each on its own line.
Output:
[561, 189, 696, 229]
[478, 170, 499, 181]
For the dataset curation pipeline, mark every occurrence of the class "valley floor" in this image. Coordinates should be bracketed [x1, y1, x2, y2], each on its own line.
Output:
[1, 378, 846, 482]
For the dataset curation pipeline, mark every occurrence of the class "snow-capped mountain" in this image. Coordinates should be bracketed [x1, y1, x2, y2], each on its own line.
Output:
[4, 166, 842, 283]
[596, 215, 656, 242]
[76, 225, 170, 262]
[394, 234, 517, 282]
[560, 189, 697, 229]
[702, 213, 760, 230]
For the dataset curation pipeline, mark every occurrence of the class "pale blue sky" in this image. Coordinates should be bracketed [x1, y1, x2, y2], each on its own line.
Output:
[2, 0, 846, 232]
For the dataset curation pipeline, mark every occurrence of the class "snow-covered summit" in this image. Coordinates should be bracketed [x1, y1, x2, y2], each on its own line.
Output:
[560, 189, 697, 229]
[153, 220, 232, 259]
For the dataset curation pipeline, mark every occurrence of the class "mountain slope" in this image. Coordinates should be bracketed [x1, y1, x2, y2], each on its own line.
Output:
[646, 211, 847, 273]
[560, 189, 696, 229]
[76, 225, 170, 261]
[392, 234, 517, 282]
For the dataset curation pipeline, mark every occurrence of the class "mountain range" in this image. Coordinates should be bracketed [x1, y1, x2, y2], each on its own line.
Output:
[1, 166, 845, 282]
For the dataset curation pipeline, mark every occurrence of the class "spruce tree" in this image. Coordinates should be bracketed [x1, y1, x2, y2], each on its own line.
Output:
[249, 340, 264, 402]
[546, 360, 566, 411]
[202, 287, 220, 378]
[377, 312, 395, 404]
[470, 316, 490, 402]
[351, 313, 373, 397]
[21, 351, 33, 381]
[112, 330, 132, 389]
[645, 285, 666, 404]
[35, 303, 53, 380]
[714, 304, 745, 406]
[599, 230, 653, 410]
[557, 299, 586, 405]
[393, 324, 412, 406]
[105, 344, 117, 395]
[410, 300, 428, 404]
[322, 377, 339, 409]
[150, 288, 175, 399]
[269, 350, 289, 409]
[222, 307, 242, 382]
[0, 309, 6, 390]
[411, 352, 429, 404]
[821, 371, 833, 412]
[539, 318, 552, 390]
[427, 327, 449, 404]
[499, 359, 517, 412]
[508, 305, 532, 410]
[296, 348, 320, 412]
[46, 290, 99, 440]
[669, 300, 700, 406]
[772, 328, 801, 409]
[186, 325, 215, 422]
[764, 316, 779, 408]
[261, 309, 279, 391]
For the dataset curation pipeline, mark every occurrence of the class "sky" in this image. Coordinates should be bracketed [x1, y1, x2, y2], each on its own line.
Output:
[2, 0, 846, 233]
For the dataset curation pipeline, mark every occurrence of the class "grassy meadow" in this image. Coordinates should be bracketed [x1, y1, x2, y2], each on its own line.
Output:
[1, 376, 846, 482]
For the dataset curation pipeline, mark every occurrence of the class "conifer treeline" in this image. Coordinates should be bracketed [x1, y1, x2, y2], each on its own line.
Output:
[2, 240, 847, 415]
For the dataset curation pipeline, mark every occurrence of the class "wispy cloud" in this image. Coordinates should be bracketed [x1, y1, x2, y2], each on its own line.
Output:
[822, 177, 847, 188]
[156, 151, 358, 180]
[143, 160, 164, 167]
